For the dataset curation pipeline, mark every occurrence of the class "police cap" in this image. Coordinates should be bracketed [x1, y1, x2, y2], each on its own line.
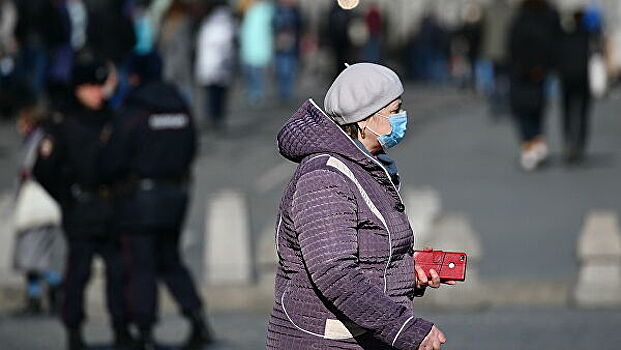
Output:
[72, 60, 109, 87]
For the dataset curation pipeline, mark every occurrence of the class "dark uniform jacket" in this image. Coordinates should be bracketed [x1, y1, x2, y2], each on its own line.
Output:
[101, 81, 196, 232]
[558, 24, 590, 86]
[33, 102, 114, 239]
[508, 0, 561, 113]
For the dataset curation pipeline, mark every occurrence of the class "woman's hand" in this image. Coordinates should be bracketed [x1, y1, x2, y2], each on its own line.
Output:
[415, 247, 457, 290]
[419, 325, 446, 350]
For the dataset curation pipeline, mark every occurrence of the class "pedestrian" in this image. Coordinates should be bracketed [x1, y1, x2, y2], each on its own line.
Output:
[159, 0, 194, 102]
[363, 2, 382, 63]
[267, 63, 455, 349]
[456, 3, 482, 91]
[33, 59, 132, 350]
[480, 0, 515, 116]
[195, 0, 235, 130]
[66, 0, 87, 53]
[12, 105, 62, 317]
[101, 52, 212, 350]
[557, 8, 595, 164]
[0, 0, 17, 62]
[135, 0, 176, 54]
[508, 0, 561, 171]
[415, 13, 450, 83]
[273, 0, 302, 101]
[326, 2, 352, 77]
[14, 0, 48, 100]
[0, 0, 18, 118]
[239, 0, 274, 104]
[41, 0, 74, 111]
[84, 0, 135, 65]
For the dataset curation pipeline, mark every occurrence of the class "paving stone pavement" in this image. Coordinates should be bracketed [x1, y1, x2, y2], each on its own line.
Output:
[2, 306, 621, 350]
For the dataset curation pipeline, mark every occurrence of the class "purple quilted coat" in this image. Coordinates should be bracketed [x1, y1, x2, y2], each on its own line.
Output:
[266, 100, 433, 349]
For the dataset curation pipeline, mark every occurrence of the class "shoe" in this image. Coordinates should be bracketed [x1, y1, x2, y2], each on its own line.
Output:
[67, 328, 86, 350]
[182, 310, 214, 350]
[520, 148, 538, 171]
[531, 137, 549, 163]
[136, 338, 156, 350]
[113, 326, 135, 350]
[12, 297, 43, 317]
[136, 328, 156, 350]
[520, 137, 548, 171]
[520, 143, 539, 171]
[564, 145, 585, 165]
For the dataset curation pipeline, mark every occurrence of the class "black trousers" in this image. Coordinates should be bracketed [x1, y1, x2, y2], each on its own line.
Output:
[121, 229, 202, 330]
[206, 84, 228, 126]
[510, 80, 546, 142]
[561, 81, 591, 155]
[61, 237, 128, 329]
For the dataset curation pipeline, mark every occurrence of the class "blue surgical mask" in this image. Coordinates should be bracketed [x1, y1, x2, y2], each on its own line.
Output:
[366, 110, 408, 149]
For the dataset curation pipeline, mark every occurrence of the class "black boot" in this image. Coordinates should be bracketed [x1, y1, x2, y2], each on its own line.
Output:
[182, 310, 214, 350]
[113, 325, 135, 350]
[136, 327, 156, 350]
[67, 327, 86, 350]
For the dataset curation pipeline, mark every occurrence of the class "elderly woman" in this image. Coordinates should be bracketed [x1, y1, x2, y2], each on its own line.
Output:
[267, 63, 451, 350]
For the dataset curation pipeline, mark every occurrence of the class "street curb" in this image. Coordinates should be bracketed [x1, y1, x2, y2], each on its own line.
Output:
[0, 276, 581, 317]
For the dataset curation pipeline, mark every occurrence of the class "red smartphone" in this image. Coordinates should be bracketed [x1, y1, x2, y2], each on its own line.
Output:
[413, 250, 467, 282]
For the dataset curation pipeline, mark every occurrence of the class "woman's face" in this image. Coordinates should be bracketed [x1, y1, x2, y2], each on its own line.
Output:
[357, 98, 403, 145]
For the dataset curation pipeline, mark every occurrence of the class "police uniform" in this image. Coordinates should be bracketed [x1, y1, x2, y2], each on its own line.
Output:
[34, 61, 132, 350]
[101, 54, 211, 350]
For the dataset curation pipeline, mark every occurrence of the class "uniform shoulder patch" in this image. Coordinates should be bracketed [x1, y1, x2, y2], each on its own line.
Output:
[148, 113, 189, 130]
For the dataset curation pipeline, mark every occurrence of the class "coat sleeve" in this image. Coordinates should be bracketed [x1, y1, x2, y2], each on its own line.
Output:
[292, 169, 433, 350]
[33, 125, 67, 202]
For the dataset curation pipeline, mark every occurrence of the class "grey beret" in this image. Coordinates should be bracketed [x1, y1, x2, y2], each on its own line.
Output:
[324, 63, 404, 125]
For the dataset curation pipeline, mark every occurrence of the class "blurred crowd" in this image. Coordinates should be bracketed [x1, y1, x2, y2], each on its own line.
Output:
[1, 1, 617, 124]
[0, 0, 304, 129]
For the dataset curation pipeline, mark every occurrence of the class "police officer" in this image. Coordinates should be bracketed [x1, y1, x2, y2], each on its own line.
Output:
[34, 60, 133, 350]
[101, 52, 212, 350]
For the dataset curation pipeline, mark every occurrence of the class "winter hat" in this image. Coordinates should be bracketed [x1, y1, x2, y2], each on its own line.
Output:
[324, 63, 404, 125]
[72, 60, 109, 87]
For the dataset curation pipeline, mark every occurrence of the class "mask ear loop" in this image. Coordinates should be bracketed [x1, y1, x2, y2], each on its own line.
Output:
[375, 112, 386, 119]
[360, 113, 385, 139]
[365, 125, 382, 137]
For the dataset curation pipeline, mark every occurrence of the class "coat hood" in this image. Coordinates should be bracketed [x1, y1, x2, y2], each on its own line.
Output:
[277, 99, 383, 174]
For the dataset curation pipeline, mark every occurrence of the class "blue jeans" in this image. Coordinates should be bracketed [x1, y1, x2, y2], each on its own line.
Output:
[275, 54, 297, 100]
[244, 65, 266, 104]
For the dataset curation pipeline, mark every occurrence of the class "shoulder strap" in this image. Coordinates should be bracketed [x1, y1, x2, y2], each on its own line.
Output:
[22, 129, 45, 173]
